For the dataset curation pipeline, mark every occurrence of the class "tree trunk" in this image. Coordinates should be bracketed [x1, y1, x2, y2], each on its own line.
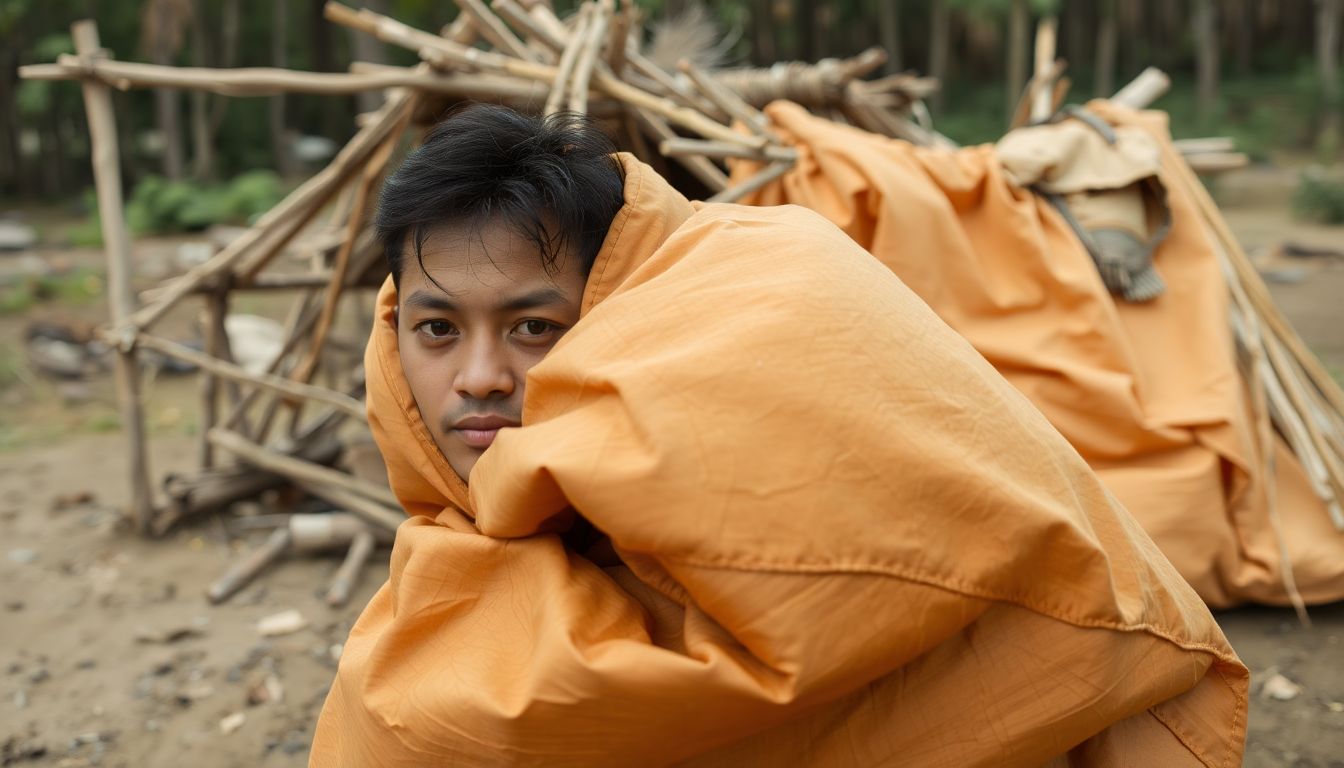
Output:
[189, 0, 214, 181]
[349, 0, 390, 113]
[271, 0, 298, 178]
[795, 0, 816, 62]
[878, 0, 901, 73]
[1006, 0, 1029, 123]
[152, 2, 185, 180]
[209, 0, 240, 137]
[1319, 0, 1342, 160]
[752, 0, 776, 65]
[0, 45, 24, 198]
[1192, 0, 1220, 124]
[1095, 0, 1117, 96]
[929, 0, 950, 115]
[310, 0, 345, 142]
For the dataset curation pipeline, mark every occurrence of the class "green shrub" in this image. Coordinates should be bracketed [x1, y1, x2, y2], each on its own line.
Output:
[90, 170, 289, 238]
[1293, 173, 1344, 224]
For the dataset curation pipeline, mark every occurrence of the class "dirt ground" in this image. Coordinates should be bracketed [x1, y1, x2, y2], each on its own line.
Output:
[2, 167, 1344, 766]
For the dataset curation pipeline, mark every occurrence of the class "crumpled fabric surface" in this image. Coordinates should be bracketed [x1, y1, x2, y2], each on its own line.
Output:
[996, 116, 1170, 302]
[310, 154, 1246, 767]
[736, 100, 1344, 608]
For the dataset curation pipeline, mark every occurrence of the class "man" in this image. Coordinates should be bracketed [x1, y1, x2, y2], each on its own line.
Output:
[311, 104, 1247, 766]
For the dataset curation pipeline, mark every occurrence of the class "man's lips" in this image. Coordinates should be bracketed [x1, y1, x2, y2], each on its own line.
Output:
[450, 415, 519, 449]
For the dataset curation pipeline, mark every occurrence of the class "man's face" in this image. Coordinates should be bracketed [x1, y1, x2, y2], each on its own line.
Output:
[395, 222, 587, 482]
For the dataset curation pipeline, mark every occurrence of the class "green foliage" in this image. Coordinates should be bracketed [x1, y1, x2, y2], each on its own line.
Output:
[1293, 173, 1344, 225]
[0, 267, 104, 315]
[123, 170, 286, 235]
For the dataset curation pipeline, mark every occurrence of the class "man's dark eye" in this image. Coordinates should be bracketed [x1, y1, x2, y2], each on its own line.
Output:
[520, 320, 550, 336]
[419, 321, 454, 338]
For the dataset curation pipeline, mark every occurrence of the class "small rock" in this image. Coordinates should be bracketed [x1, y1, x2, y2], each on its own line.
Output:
[13, 689, 28, 708]
[6, 600, 24, 612]
[7, 548, 38, 564]
[135, 625, 203, 644]
[1329, 701, 1344, 713]
[50, 491, 95, 510]
[0, 733, 45, 761]
[280, 730, 307, 755]
[55, 382, 94, 405]
[150, 660, 175, 677]
[1262, 672, 1303, 701]
[28, 668, 49, 685]
[76, 659, 96, 670]
[256, 609, 307, 637]
[329, 643, 343, 663]
[175, 241, 214, 270]
[0, 220, 37, 251]
[246, 674, 283, 706]
[218, 712, 246, 735]
[175, 683, 214, 706]
[225, 315, 285, 375]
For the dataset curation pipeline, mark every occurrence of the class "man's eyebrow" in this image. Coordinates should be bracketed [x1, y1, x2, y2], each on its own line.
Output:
[500, 287, 572, 312]
[404, 291, 458, 312]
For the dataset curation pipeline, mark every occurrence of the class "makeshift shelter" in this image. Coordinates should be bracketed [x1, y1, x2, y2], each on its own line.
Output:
[20, 1, 1344, 612]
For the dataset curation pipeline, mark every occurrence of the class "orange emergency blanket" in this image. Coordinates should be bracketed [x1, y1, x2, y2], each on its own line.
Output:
[311, 155, 1247, 766]
[738, 100, 1344, 608]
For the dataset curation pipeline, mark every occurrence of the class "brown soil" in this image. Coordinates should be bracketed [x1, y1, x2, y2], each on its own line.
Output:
[1, 169, 1343, 766]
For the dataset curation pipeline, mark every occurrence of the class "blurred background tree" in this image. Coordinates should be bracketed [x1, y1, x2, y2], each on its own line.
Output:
[0, 0, 1340, 205]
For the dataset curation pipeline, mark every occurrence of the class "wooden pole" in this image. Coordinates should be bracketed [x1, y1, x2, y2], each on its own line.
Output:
[544, 4, 590, 116]
[209, 428, 400, 511]
[707, 160, 792, 204]
[567, 0, 613, 114]
[1029, 17, 1058, 123]
[71, 20, 154, 534]
[1111, 67, 1171, 109]
[133, 334, 367, 420]
[207, 527, 292, 604]
[290, 101, 409, 385]
[325, 529, 377, 606]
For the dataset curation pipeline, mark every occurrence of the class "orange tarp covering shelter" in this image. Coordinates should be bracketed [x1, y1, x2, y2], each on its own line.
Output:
[737, 101, 1344, 608]
[312, 156, 1247, 766]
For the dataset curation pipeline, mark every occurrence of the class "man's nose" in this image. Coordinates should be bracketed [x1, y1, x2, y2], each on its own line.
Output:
[453, 335, 515, 400]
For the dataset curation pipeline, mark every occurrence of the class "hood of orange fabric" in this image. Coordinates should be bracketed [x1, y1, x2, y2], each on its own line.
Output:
[362, 153, 695, 523]
[318, 151, 1247, 767]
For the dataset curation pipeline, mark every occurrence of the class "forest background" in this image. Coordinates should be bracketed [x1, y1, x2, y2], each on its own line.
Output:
[1, 0, 1341, 234]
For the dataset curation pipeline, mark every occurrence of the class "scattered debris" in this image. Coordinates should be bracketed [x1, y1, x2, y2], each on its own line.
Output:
[175, 682, 215, 706]
[0, 220, 38, 251]
[1329, 701, 1344, 713]
[7, 548, 38, 564]
[23, 319, 108, 380]
[1281, 242, 1344, 261]
[224, 314, 286, 375]
[1259, 266, 1308, 284]
[1261, 671, 1303, 701]
[257, 608, 307, 637]
[218, 712, 246, 735]
[247, 673, 285, 706]
[50, 491, 96, 511]
[135, 624, 204, 644]
[1, 732, 46, 763]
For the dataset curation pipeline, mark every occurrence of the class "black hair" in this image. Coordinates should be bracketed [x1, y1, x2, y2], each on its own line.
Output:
[375, 103, 626, 288]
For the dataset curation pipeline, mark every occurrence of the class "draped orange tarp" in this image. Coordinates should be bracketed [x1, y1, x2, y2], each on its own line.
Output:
[311, 155, 1246, 766]
[737, 100, 1344, 609]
